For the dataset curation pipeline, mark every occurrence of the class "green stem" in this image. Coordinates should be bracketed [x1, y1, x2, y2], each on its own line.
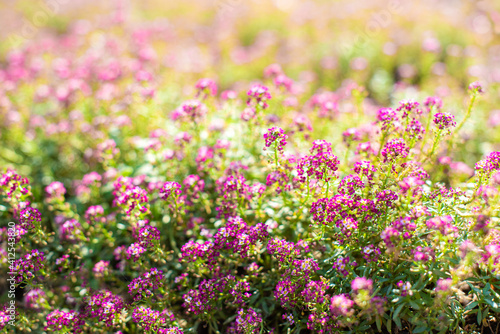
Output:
[455, 94, 476, 134]
[274, 142, 279, 170]
[301, 174, 311, 206]
[427, 130, 443, 162]
[377, 132, 388, 158]
[420, 107, 435, 152]
[382, 163, 393, 189]
[449, 94, 477, 152]
[168, 198, 180, 254]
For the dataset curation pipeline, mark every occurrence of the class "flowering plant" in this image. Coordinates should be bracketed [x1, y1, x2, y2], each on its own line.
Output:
[1, 4, 500, 333]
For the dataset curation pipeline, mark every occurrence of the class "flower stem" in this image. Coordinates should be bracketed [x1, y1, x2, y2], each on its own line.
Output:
[448, 94, 476, 152]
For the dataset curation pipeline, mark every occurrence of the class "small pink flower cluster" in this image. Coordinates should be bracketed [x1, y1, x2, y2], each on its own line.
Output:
[263, 127, 287, 154]
[247, 84, 272, 109]
[19, 207, 41, 230]
[12, 249, 45, 283]
[433, 112, 456, 130]
[128, 268, 164, 301]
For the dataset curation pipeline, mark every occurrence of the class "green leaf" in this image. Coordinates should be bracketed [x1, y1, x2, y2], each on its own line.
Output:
[421, 292, 433, 304]
[413, 325, 428, 333]
[464, 301, 478, 311]
[477, 308, 482, 325]
[376, 316, 382, 332]
[484, 296, 498, 307]
[393, 303, 406, 320]
[261, 301, 269, 315]
[386, 318, 392, 332]
[250, 291, 260, 304]
[467, 282, 481, 294]
[490, 287, 500, 300]
[394, 315, 402, 329]
[409, 300, 421, 310]
[483, 307, 489, 321]
[413, 280, 425, 291]
[223, 314, 238, 325]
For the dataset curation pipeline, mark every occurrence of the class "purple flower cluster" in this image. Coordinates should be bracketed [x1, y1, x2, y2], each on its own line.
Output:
[93, 261, 110, 278]
[468, 81, 484, 94]
[181, 217, 268, 268]
[247, 84, 272, 109]
[12, 249, 45, 283]
[381, 138, 409, 163]
[475, 151, 500, 176]
[426, 216, 458, 237]
[310, 194, 377, 229]
[19, 207, 41, 230]
[362, 244, 381, 263]
[424, 96, 443, 111]
[85, 205, 106, 225]
[396, 99, 421, 118]
[397, 281, 412, 296]
[377, 108, 399, 132]
[45, 181, 66, 201]
[113, 178, 149, 217]
[353, 160, 377, 182]
[267, 238, 307, 262]
[330, 294, 355, 317]
[137, 225, 160, 249]
[177, 100, 208, 123]
[302, 279, 329, 304]
[0, 169, 30, 208]
[159, 181, 182, 201]
[195, 78, 217, 98]
[263, 127, 287, 154]
[265, 171, 290, 194]
[0, 169, 30, 196]
[406, 118, 425, 140]
[297, 141, 340, 183]
[338, 174, 364, 195]
[381, 217, 416, 249]
[413, 246, 435, 262]
[332, 256, 355, 277]
[24, 288, 47, 310]
[128, 268, 164, 301]
[182, 275, 250, 316]
[433, 112, 456, 130]
[58, 218, 84, 243]
[126, 243, 147, 261]
[274, 280, 298, 308]
[228, 308, 263, 334]
[131, 306, 177, 332]
[45, 309, 79, 332]
[83, 290, 125, 327]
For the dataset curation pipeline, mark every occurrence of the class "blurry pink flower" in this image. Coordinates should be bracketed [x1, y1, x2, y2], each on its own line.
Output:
[221, 90, 237, 100]
[422, 37, 441, 52]
[489, 110, 500, 127]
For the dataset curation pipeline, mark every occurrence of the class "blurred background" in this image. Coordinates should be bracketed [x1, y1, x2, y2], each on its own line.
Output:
[0, 0, 499, 102]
